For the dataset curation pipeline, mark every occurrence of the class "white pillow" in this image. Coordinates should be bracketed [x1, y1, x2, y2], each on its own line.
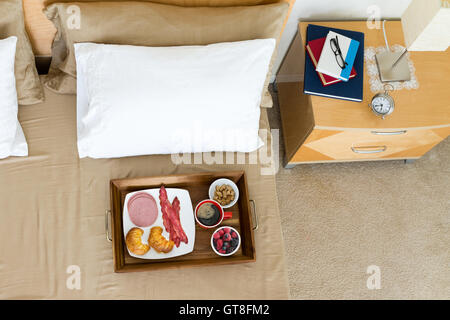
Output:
[0, 37, 28, 159]
[75, 39, 275, 159]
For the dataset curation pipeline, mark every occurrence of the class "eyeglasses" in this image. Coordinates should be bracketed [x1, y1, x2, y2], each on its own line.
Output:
[330, 36, 348, 70]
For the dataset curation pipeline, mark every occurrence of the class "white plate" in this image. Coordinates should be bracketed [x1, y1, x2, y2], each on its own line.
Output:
[123, 188, 195, 259]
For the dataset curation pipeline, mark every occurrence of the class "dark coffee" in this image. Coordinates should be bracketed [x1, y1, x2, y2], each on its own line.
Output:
[197, 203, 221, 226]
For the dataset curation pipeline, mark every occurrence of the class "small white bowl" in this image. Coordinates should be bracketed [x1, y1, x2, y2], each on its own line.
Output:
[208, 178, 239, 209]
[210, 226, 241, 257]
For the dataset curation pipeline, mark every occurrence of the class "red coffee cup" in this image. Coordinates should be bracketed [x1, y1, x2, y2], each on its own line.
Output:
[195, 199, 232, 229]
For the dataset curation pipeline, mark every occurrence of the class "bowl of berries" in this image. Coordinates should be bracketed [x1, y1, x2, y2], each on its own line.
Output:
[211, 226, 241, 256]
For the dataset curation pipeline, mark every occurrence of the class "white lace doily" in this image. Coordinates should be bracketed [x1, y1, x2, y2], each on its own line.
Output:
[365, 45, 419, 93]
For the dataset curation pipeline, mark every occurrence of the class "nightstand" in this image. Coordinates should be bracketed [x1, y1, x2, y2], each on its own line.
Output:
[276, 21, 450, 167]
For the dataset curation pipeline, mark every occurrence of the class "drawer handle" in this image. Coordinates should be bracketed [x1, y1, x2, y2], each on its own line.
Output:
[371, 130, 407, 135]
[351, 146, 387, 154]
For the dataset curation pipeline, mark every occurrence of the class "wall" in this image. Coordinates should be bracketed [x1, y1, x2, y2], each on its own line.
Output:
[273, 0, 413, 81]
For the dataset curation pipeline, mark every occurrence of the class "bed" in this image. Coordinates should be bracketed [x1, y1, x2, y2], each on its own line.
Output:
[0, 0, 293, 299]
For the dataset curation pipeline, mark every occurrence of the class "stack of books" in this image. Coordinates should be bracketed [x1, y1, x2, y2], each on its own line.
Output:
[303, 24, 365, 102]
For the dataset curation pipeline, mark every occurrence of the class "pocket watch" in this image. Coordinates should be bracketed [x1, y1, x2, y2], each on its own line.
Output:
[369, 84, 395, 119]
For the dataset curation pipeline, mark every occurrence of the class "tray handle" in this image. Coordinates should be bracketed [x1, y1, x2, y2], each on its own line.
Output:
[105, 209, 112, 243]
[250, 200, 258, 231]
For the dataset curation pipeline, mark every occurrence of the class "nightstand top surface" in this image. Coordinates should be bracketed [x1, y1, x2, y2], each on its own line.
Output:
[299, 21, 450, 130]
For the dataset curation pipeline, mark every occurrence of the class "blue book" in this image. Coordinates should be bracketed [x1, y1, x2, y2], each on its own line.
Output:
[304, 24, 364, 102]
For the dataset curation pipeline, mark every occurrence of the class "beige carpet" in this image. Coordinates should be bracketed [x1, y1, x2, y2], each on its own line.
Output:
[268, 88, 450, 300]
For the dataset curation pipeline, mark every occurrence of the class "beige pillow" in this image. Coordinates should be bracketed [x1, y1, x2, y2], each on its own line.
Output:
[44, 1, 288, 107]
[0, 0, 44, 105]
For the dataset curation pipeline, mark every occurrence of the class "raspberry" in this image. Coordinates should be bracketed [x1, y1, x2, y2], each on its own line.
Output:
[219, 249, 226, 254]
[223, 227, 231, 234]
[223, 233, 231, 241]
[216, 239, 223, 249]
[218, 229, 225, 236]
[213, 232, 221, 240]
[231, 232, 238, 239]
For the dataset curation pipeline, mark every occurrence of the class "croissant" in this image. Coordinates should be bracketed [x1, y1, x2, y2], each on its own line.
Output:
[126, 227, 150, 255]
[148, 226, 174, 253]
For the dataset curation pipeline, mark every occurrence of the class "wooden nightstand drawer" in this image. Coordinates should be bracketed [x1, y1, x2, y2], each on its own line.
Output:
[290, 127, 449, 163]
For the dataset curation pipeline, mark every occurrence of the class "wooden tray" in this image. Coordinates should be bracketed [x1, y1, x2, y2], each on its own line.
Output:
[107, 171, 257, 273]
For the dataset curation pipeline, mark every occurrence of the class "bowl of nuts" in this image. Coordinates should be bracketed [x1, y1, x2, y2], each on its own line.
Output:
[208, 178, 239, 209]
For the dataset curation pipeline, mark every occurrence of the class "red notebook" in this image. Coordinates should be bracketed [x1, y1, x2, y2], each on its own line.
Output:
[306, 37, 357, 86]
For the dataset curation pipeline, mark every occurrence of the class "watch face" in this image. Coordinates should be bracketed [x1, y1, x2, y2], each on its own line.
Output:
[372, 95, 393, 115]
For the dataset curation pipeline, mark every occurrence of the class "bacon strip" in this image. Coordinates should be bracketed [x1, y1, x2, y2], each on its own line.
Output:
[161, 201, 172, 235]
[159, 186, 188, 247]
[172, 197, 180, 217]
[171, 197, 182, 247]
